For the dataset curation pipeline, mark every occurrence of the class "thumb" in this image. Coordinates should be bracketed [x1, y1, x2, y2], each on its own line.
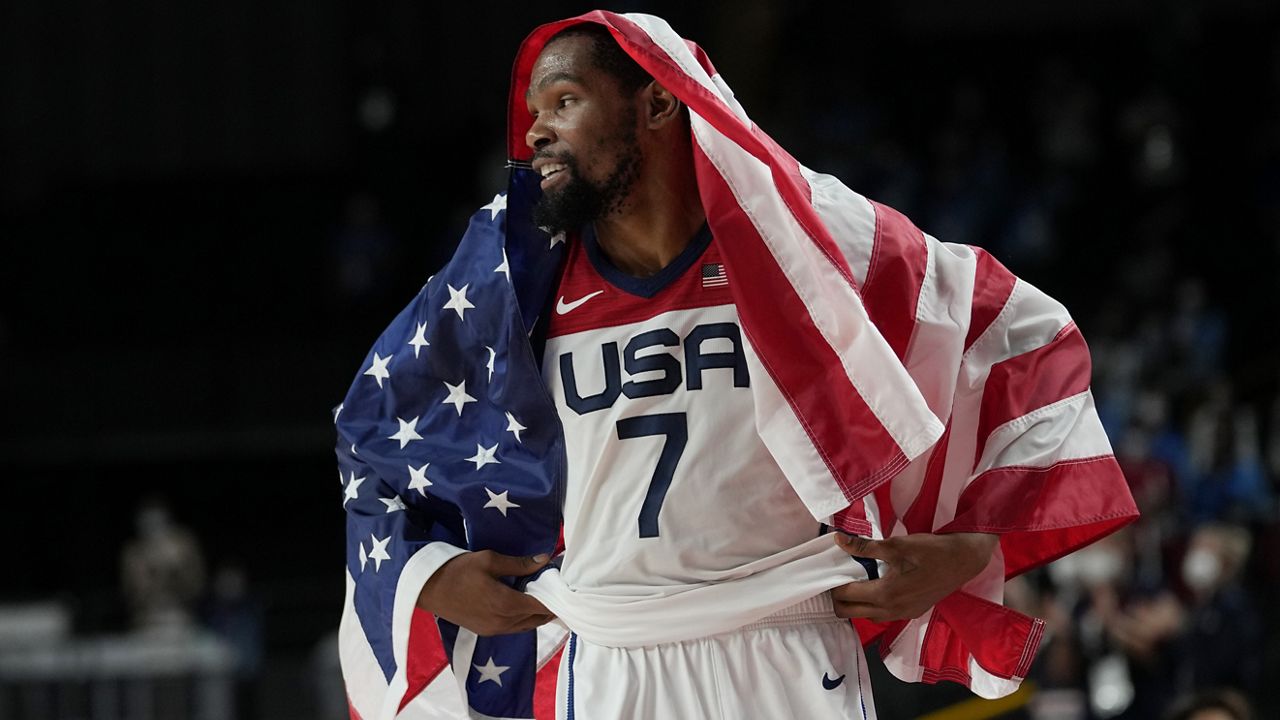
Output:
[486, 550, 552, 578]
[834, 533, 890, 560]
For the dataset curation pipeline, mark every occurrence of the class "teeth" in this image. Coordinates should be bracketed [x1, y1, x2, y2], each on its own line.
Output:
[539, 163, 567, 178]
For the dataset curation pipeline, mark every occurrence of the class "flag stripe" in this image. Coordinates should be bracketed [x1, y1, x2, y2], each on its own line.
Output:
[974, 322, 1092, 468]
[940, 454, 1135, 578]
[862, 201, 928, 362]
[691, 139, 915, 503]
[964, 248, 1019, 352]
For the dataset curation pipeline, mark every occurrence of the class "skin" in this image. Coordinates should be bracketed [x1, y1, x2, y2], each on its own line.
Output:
[417, 32, 999, 636]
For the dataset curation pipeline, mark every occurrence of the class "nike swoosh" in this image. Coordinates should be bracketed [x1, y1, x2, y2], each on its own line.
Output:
[555, 290, 605, 315]
[822, 672, 846, 690]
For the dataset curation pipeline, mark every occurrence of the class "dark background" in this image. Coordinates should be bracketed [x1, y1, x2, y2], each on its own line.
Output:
[3, 1, 1279, 718]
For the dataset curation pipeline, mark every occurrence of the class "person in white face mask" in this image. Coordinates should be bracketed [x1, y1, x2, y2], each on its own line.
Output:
[1176, 523, 1262, 700]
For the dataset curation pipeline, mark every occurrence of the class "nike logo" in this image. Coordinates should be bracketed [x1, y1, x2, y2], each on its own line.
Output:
[555, 290, 604, 315]
[822, 672, 846, 690]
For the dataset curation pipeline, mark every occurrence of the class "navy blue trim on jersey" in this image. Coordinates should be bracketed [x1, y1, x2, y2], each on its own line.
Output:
[566, 632, 579, 720]
[581, 221, 712, 298]
[852, 555, 880, 580]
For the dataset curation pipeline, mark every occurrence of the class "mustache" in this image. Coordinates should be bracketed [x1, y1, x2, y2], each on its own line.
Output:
[532, 150, 577, 168]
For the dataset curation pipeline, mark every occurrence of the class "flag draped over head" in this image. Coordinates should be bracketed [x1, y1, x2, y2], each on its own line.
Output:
[337, 10, 1138, 719]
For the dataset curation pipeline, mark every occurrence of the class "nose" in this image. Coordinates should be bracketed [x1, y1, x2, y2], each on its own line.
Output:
[526, 116, 553, 151]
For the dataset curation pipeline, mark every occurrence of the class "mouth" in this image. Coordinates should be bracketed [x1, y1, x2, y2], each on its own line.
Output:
[538, 162, 569, 192]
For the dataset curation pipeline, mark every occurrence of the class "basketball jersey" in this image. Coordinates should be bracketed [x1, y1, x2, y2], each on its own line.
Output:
[540, 223, 823, 595]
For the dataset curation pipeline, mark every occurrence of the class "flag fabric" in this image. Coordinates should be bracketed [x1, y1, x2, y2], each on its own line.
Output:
[336, 10, 1138, 718]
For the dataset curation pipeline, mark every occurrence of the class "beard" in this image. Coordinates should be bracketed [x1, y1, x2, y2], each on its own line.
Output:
[532, 136, 642, 237]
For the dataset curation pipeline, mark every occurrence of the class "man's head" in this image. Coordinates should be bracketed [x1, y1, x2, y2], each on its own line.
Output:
[525, 24, 685, 235]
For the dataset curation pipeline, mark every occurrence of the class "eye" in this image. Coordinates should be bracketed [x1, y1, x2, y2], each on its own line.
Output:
[558, 95, 576, 109]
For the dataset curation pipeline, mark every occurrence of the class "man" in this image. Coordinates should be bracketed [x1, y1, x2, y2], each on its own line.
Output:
[336, 12, 1137, 720]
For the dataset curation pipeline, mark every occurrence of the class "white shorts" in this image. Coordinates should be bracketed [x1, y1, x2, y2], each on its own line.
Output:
[554, 593, 877, 720]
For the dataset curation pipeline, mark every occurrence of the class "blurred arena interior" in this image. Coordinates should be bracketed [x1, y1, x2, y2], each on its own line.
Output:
[2, 1, 1279, 718]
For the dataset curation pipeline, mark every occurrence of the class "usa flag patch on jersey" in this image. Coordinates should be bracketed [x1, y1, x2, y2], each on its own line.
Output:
[701, 262, 728, 288]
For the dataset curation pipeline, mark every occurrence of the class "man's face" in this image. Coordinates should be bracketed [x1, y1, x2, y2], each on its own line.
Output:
[525, 35, 644, 236]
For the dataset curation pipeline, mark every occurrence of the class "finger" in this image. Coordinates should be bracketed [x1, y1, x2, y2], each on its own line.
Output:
[830, 578, 883, 604]
[834, 533, 890, 560]
[833, 600, 887, 621]
[509, 613, 557, 633]
[486, 550, 552, 578]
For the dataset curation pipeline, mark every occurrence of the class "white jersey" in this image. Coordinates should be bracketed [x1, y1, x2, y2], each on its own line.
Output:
[541, 224, 824, 595]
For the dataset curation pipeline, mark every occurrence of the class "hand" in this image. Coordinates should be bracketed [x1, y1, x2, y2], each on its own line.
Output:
[416, 550, 556, 637]
[830, 532, 998, 622]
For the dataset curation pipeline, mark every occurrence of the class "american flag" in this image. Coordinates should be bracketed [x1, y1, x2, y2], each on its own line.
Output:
[701, 262, 728, 288]
[338, 11, 1137, 719]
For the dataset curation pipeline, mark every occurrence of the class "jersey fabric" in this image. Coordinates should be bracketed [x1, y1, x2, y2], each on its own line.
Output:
[541, 223, 824, 593]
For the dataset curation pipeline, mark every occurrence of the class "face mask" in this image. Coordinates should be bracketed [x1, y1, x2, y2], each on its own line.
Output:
[1182, 547, 1222, 592]
[1077, 548, 1125, 586]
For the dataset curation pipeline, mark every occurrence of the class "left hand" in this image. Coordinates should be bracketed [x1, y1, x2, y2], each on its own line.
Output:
[830, 532, 998, 622]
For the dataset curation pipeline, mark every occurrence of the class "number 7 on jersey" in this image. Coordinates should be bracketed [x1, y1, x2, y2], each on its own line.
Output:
[615, 413, 688, 538]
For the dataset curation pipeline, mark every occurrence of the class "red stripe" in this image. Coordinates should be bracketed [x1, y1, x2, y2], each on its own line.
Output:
[900, 423, 952, 533]
[398, 607, 450, 712]
[831, 497, 871, 537]
[964, 247, 1018, 352]
[939, 454, 1138, 578]
[862, 201, 927, 362]
[533, 648, 564, 720]
[923, 590, 1046, 682]
[974, 322, 1092, 469]
[347, 697, 363, 720]
[693, 142, 908, 500]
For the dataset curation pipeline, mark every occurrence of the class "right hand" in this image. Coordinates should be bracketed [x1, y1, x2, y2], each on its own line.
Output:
[416, 550, 556, 637]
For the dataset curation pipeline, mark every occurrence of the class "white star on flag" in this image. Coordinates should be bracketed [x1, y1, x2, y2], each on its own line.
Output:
[358, 541, 368, 572]
[368, 534, 392, 572]
[549, 231, 566, 249]
[468, 443, 501, 470]
[442, 380, 477, 416]
[379, 496, 406, 514]
[481, 193, 507, 221]
[473, 656, 510, 686]
[443, 284, 475, 321]
[505, 412, 526, 443]
[364, 352, 392, 389]
[389, 416, 423, 449]
[409, 322, 429, 359]
[407, 463, 433, 496]
[483, 487, 519, 516]
[494, 249, 510, 281]
[485, 346, 496, 382]
[343, 471, 366, 507]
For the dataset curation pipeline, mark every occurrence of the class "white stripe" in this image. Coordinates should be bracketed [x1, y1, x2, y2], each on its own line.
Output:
[973, 390, 1112, 476]
[906, 237, 975, 421]
[690, 114, 942, 464]
[966, 657, 1023, 700]
[963, 278, 1072, 374]
[340, 571, 389, 720]
[798, 166, 878, 288]
[448, 628, 478, 716]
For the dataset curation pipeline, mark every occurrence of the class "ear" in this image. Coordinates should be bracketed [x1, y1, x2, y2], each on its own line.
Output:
[643, 81, 683, 130]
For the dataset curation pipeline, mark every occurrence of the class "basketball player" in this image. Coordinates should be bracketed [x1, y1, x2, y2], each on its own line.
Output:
[415, 24, 1002, 718]
[338, 11, 1137, 720]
